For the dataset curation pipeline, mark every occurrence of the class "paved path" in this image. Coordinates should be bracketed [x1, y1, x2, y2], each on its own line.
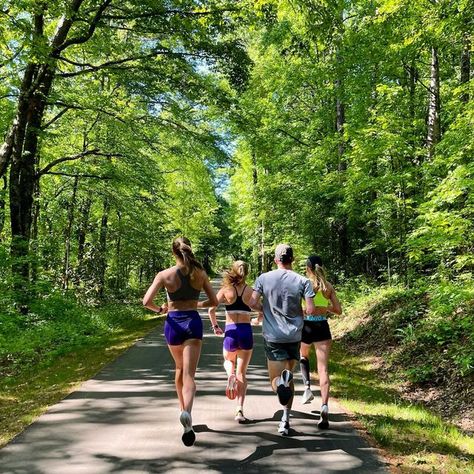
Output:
[1, 283, 388, 473]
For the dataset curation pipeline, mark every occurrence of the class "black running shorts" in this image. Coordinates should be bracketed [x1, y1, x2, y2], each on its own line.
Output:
[301, 319, 332, 344]
[264, 340, 300, 361]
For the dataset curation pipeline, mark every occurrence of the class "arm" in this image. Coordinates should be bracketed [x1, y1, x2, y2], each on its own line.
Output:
[327, 284, 342, 315]
[303, 278, 317, 315]
[304, 296, 317, 315]
[142, 272, 166, 314]
[208, 288, 225, 335]
[251, 311, 264, 326]
[248, 289, 262, 312]
[197, 273, 219, 308]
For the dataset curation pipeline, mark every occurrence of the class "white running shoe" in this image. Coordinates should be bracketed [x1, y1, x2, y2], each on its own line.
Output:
[278, 419, 290, 436]
[301, 387, 314, 405]
[318, 404, 329, 429]
[234, 409, 247, 423]
[226, 374, 238, 400]
[179, 410, 196, 446]
[276, 369, 293, 406]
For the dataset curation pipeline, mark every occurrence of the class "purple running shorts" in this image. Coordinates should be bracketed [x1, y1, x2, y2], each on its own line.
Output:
[223, 323, 253, 352]
[164, 310, 203, 346]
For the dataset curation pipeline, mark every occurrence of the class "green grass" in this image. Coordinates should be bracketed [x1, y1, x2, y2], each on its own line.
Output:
[0, 303, 163, 448]
[325, 343, 474, 473]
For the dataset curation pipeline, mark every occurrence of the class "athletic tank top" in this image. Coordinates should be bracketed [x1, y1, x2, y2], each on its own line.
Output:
[314, 290, 329, 307]
[167, 268, 201, 301]
[225, 285, 252, 313]
[305, 289, 330, 321]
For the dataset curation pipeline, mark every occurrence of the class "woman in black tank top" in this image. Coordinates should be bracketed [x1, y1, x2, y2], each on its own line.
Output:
[143, 237, 217, 446]
[208, 260, 262, 423]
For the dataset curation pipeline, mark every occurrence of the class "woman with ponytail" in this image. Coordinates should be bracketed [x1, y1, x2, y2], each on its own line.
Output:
[299, 255, 341, 429]
[143, 236, 217, 447]
[208, 260, 262, 423]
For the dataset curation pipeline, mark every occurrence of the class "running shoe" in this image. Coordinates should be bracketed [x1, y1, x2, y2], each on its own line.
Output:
[276, 369, 293, 406]
[278, 419, 290, 436]
[226, 374, 238, 400]
[234, 409, 248, 423]
[179, 410, 196, 446]
[301, 387, 314, 405]
[318, 404, 329, 429]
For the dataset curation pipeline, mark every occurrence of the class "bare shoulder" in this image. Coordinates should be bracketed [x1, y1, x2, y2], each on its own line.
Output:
[192, 268, 210, 288]
[220, 285, 234, 303]
[159, 266, 177, 282]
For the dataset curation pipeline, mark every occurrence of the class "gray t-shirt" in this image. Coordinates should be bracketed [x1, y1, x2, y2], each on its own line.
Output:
[254, 269, 315, 343]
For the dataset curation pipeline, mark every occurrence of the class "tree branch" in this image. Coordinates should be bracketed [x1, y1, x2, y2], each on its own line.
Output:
[47, 101, 127, 124]
[275, 128, 311, 147]
[54, 0, 113, 54]
[103, 7, 238, 21]
[41, 107, 70, 130]
[57, 48, 174, 77]
[42, 171, 112, 179]
[57, 49, 216, 78]
[37, 149, 123, 177]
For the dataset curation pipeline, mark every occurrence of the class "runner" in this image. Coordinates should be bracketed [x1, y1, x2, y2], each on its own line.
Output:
[249, 243, 316, 435]
[208, 260, 262, 423]
[300, 255, 342, 429]
[143, 237, 217, 447]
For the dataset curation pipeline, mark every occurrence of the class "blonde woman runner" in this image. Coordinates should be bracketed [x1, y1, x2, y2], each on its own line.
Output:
[143, 237, 217, 446]
[300, 255, 342, 429]
[208, 260, 262, 423]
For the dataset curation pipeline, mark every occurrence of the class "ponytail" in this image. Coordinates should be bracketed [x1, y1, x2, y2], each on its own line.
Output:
[306, 255, 329, 294]
[222, 260, 249, 287]
[172, 237, 203, 277]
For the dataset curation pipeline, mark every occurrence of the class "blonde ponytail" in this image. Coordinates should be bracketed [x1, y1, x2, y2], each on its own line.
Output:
[222, 260, 248, 287]
[306, 255, 329, 294]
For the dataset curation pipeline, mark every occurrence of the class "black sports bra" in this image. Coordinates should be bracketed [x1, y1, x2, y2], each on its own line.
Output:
[225, 285, 252, 313]
[167, 268, 201, 302]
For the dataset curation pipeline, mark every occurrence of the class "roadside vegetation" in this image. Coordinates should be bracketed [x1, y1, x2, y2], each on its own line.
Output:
[321, 280, 474, 473]
[0, 299, 162, 447]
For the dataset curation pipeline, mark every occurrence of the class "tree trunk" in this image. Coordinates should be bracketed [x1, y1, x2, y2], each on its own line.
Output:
[427, 47, 440, 159]
[97, 198, 110, 298]
[460, 33, 471, 104]
[0, 176, 6, 238]
[62, 176, 79, 290]
[335, 61, 349, 270]
[251, 150, 263, 274]
[77, 198, 92, 267]
[30, 177, 41, 283]
[115, 210, 122, 292]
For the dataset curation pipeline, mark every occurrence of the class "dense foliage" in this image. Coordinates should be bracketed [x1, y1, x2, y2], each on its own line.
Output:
[0, 0, 472, 387]
[227, 0, 473, 284]
[0, 0, 249, 306]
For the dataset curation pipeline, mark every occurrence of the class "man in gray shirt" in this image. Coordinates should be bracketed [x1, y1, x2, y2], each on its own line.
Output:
[249, 243, 316, 435]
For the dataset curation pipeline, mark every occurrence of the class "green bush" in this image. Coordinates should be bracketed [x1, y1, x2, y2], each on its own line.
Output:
[0, 292, 149, 378]
[341, 278, 474, 384]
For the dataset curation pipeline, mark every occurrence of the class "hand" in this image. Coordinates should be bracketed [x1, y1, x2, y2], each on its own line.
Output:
[212, 325, 224, 336]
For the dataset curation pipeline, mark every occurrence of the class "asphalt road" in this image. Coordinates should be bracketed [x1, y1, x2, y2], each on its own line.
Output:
[0, 282, 388, 473]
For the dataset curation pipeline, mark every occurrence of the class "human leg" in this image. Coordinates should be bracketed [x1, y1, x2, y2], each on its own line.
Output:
[168, 344, 185, 410]
[235, 349, 252, 421]
[223, 348, 238, 399]
[169, 339, 201, 446]
[268, 359, 296, 435]
[315, 339, 332, 429]
[300, 341, 314, 404]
